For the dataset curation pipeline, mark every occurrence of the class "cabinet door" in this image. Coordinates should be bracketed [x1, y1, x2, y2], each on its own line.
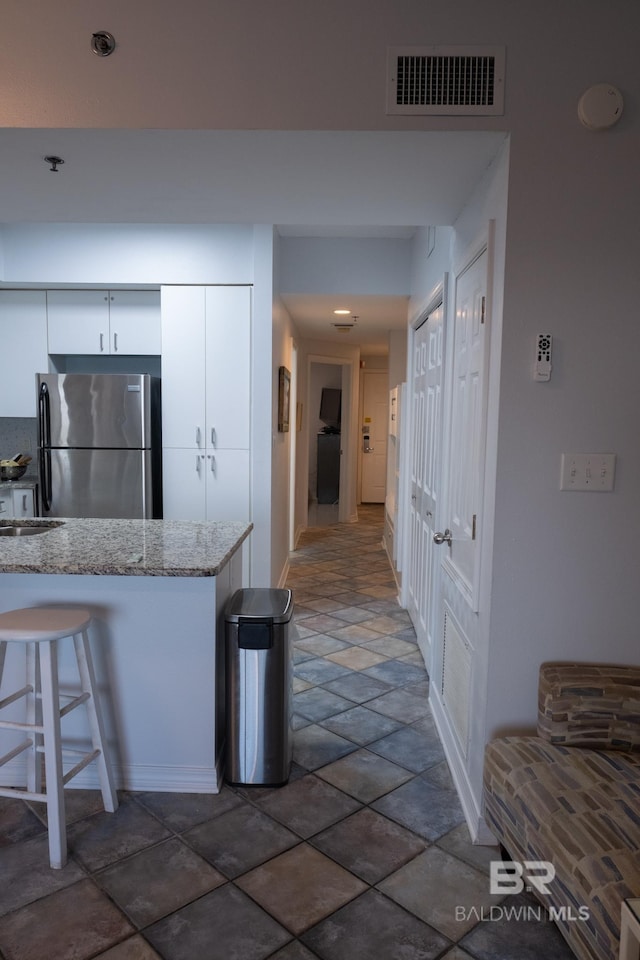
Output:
[205, 286, 251, 449]
[161, 286, 207, 449]
[0, 491, 12, 519]
[47, 290, 108, 354]
[12, 487, 35, 518]
[0, 291, 49, 417]
[109, 291, 161, 355]
[162, 448, 207, 520]
[205, 449, 250, 522]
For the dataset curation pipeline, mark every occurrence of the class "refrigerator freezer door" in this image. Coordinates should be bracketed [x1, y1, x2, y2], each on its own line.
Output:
[37, 374, 153, 449]
[41, 449, 154, 518]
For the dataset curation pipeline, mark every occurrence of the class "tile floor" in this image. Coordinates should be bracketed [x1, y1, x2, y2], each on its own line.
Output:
[0, 505, 575, 960]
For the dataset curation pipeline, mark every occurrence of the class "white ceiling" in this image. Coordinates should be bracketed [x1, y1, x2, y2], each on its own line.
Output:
[0, 128, 506, 351]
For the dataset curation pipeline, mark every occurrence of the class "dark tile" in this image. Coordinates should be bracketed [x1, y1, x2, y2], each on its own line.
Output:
[0, 833, 86, 917]
[183, 803, 298, 878]
[0, 878, 134, 960]
[320, 705, 403, 746]
[145, 884, 291, 960]
[302, 888, 450, 960]
[93, 936, 163, 959]
[321, 672, 392, 704]
[436, 823, 500, 875]
[366, 687, 431, 723]
[0, 797, 46, 846]
[293, 687, 354, 722]
[134, 787, 242, 831]
[294, 658, 352, 686]
[459, 892, 577, 959]
[98, 837, 225, 926]
[295, 634, 350, 656]
[316, 749, 414, 803]
[256, 773, 360, 838]
[293, 724, 358, 771]
[311, 808, 426, 884]
[377, 845, 503, 939]
[367, 722, 445, 773]
[67, 797, 172, 872]
[362, 659, 428, 687]
[268, 942, 320, 960]
[236, 844, 367, 936]
[371, 774, 466, 842]
[34, 788, 112, 827]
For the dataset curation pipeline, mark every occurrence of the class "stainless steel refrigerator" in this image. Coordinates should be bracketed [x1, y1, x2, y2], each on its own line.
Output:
[37, 373, 162, 519]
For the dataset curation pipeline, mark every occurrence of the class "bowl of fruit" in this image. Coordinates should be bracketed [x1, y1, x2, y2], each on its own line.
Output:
[0, 454, 31, 481]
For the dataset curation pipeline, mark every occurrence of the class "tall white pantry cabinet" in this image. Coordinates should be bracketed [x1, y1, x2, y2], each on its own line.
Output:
[161, 285, 252, 575]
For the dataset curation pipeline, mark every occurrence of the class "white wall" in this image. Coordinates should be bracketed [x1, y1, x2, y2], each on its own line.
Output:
[270, 233, 299, 587]
[0, 224, 254, 285]
[279, 238, 412, 295]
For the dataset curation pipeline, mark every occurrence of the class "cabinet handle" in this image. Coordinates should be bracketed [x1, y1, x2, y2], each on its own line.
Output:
[100, 332, 105, 352]
[211, 427, 216, 446]
[113, 332, 118, 352]
[196, 454, 203, 473]
[196, 427, 202, 446]
[209, 454, 216, 474]
[22, 494, 28, 513]
[0, 499, 6, 514]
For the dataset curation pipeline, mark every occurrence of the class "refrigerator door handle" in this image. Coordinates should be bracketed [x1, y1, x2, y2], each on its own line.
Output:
[38, 382, 53, 511]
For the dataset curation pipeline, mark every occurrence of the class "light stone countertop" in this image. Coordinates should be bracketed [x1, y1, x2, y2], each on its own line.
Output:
[0, 518, 252, 577]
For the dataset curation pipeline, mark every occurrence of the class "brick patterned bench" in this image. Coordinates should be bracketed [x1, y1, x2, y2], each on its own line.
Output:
[483, 662, 640, 960]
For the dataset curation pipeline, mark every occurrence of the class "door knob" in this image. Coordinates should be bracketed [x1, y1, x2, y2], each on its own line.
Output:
[433, 529, 452, 546]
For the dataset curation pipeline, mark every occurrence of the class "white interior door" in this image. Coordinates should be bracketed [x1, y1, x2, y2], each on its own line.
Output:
[361, 371, 388, 503]
[441, 250, 487, 612]
[407, 301, 444, 664]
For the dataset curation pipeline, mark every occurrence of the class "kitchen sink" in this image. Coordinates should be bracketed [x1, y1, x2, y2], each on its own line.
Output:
[0, 525, 57, 537]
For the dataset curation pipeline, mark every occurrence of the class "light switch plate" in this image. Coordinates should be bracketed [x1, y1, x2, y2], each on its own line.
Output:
[560, 453, 616, 492]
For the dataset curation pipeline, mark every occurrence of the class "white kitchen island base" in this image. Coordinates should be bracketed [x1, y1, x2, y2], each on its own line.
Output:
[0, 519, 248, 794]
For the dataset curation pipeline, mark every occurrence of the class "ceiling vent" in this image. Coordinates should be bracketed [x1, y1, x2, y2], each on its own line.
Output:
[387, 45, 505, 116]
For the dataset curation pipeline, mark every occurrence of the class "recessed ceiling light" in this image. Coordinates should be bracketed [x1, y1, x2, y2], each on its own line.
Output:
[333, 309, 351, 315]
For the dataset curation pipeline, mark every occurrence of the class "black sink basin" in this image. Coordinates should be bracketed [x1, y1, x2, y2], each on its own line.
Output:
[0, 526, 56, 537]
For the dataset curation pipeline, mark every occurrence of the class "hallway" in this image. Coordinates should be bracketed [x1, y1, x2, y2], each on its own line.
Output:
[0, 506, 574, 960]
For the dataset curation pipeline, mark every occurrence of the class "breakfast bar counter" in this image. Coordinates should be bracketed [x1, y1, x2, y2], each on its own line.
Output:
[0, 518, 252, 793]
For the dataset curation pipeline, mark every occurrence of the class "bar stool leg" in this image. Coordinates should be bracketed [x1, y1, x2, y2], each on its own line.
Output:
[25, 642, 43, 795]
[39, 639, 67, 870]
[74, 630, 118, 814]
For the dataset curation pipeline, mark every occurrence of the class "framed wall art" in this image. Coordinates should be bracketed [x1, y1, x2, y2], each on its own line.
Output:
[278, 366, 291, 432]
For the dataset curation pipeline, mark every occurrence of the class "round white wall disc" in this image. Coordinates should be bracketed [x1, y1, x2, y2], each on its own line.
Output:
[578, 84, 624, 130]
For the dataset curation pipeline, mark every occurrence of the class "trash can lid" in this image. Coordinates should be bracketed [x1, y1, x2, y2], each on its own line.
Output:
[226, 588, 293, 624]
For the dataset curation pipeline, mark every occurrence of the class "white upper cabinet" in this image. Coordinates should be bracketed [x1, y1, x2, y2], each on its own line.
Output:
[160, 286, 208, 449]
[161, 285, 251, 450]
[0, 290, 49, 417]
[47, 290, 161, 355]
[205, 286, 251, 450]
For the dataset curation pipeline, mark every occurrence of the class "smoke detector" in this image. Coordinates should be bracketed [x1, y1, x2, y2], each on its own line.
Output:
[578, 84, 623, 130]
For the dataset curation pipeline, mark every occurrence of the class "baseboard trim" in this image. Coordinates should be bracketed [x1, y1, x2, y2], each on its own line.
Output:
[2, 758, 222, 794]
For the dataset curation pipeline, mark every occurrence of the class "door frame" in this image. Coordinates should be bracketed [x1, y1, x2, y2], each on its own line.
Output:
[303, 354, 356, 526]
[358, 368, 389, 504]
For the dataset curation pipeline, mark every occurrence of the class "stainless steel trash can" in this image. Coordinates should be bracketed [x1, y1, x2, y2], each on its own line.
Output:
[225, 588, 293, 787]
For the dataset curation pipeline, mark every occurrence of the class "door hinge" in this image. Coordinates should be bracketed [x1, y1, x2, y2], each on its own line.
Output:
[472, 514, 477, 540]
[481, 297, 486, 325]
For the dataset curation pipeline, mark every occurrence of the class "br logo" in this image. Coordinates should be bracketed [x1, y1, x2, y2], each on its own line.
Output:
[490, 860, 556, 896]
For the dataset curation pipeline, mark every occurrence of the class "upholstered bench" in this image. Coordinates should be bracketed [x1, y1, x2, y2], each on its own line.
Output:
[483, 662, 640, 960]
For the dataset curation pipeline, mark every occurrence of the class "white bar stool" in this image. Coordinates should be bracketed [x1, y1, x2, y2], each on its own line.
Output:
[0, 606, 118, 869]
